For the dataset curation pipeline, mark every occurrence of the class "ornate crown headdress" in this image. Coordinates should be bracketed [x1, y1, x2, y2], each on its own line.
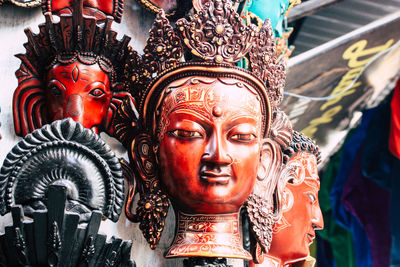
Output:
[115, 0, 287, 249]
[276, 131, 321, 226]
[13, 0, 132, 137]
[117, 0, 286, 144]
[283, 131, 321, 164]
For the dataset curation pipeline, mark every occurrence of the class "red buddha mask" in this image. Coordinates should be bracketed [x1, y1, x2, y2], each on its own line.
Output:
[268, 151, 324, 264]
[124, 70, 275, 255]
[46, 61, 112, 134]
[157, 77, 268, 214]
[117, 0, 285, 254]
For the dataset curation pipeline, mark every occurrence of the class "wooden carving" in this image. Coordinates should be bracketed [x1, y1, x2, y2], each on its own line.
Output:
[1, 0, 41, 8]
[114, 0, 287, 259]
[0, 185, 135, 266]
[250, 132, 323, 266]
[176, 0, 256, 64]
[13, 0, 133, 137]
[246, 108, 293, 260]
[133, 0, 192, 20]
[0, 118, 125, 222]
[42, 0, 124, 23]
[248, 21, 287, 108]
[142, 9, 182, 74]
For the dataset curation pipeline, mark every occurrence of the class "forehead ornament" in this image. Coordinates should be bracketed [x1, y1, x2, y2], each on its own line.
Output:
[212, 106, 223, 117]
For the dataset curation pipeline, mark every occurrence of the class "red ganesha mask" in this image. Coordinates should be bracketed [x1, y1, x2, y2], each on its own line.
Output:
[13, 3, 133, 136]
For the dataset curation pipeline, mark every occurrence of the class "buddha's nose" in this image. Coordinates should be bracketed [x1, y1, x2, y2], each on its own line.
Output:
[66, 94, 83, 117]
[202, 131, 232, 165]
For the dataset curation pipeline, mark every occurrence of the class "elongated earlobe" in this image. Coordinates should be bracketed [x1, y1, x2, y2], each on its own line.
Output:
[257, 139, 282, 184]
[248, 138, 283, 252]
[126, 133, 169, 250]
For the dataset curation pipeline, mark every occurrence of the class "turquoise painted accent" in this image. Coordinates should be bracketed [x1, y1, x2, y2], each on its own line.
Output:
[244, 0, 290, 38]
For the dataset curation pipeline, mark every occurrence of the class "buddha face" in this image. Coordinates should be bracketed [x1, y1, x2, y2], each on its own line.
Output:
[46, 61, 112, 133]
[157, 77, 267, 214]
[268, 152, 324, 264]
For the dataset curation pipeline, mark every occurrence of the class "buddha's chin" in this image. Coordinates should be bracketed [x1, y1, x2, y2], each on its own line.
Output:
[172, 196, 243, 215]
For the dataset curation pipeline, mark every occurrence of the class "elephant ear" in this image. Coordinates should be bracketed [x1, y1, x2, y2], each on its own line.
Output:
[13, 54, 48, 137]
[246, 108, 293, 258]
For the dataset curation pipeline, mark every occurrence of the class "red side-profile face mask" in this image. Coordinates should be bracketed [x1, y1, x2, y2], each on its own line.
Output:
[46, 61, 112, 133]
[268, 152, 324, 264]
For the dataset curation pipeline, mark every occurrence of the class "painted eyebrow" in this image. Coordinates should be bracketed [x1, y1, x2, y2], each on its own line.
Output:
[224, 117, 260, 135]
[227, 115, 259, 123]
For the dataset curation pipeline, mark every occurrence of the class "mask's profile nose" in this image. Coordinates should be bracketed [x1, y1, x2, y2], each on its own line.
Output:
[312, 203, 324, 230]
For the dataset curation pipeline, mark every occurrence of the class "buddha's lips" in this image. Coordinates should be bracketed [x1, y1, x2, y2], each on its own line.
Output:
[307, 233, 315, 245]
[200, 170, 231, 185]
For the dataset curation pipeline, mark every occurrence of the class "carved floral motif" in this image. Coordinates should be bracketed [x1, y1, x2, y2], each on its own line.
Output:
[248, 22, 286, 107]
[166, 212, 252, 259]
[135, 188, 169, 249]
[247, 194, 275, 252]
[176, 0, 256, 64]
[143, 10, 183, 75]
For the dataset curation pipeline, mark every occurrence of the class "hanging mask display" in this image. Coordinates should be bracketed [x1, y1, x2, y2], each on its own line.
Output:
[250, 131, 323, 266]
[13, 0, 133, 137]
[114, 0, 287, 260]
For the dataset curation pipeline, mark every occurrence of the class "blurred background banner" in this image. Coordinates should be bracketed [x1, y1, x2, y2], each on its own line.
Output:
[283, 6, 400, 164]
